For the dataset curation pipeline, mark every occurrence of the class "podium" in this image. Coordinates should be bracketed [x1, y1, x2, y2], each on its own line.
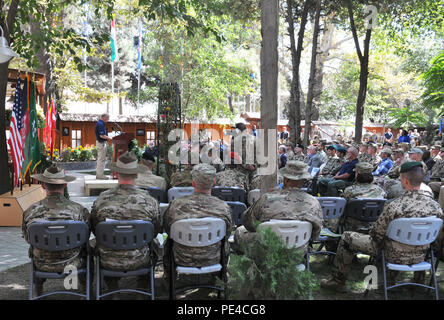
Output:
[112, 132, 135, 179]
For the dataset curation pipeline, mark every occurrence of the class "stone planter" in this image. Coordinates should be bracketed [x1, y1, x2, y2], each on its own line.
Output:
[56, 161, 97, 171]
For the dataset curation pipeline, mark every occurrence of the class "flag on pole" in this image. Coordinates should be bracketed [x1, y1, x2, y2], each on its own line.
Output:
[43, 101, 50, 147]
[50, 99, 56, 156]
[21, 81, 41, 177]
[7, 79, 24, 187]
[110, 20, 118, 62]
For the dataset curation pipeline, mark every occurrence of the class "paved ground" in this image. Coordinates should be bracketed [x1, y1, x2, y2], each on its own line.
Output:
[0, 169, 105, 273]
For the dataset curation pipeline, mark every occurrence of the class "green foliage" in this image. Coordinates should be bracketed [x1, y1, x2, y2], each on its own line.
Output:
[129, 138, 143, 160]
[226, 227, 318, 300]
[420, 50, 444, 116]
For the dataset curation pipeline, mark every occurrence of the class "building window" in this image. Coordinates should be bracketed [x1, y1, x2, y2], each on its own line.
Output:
[72, 129, 81, 148]
[147, 130, 156, 145]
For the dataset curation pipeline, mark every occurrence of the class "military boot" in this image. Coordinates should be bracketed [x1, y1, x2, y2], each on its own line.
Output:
[320, 277, 347, 293]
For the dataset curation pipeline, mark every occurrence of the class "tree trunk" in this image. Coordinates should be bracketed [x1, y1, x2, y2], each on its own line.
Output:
[303, 0, 321, 147]
[287, 0, 310, 146]
[312, 12, 336, 121]
[260, 0, 278, 194]
[0, 0, 20, 194]
[347, 0, 371, 143]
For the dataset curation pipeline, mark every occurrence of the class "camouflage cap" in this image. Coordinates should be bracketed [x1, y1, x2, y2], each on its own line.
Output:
[431, 144, 441, 150]
[400, 161, 422, 173]
[408, 147, 423, 154]
[31, 164, 76, 184]
[393, 148, 404, 154]
[191, 163, 216, 187]
[355, 162, 373, 174]
[381, 148, 392, 155]
[108, 151, 145, 174]
[279, 160, 312, 181]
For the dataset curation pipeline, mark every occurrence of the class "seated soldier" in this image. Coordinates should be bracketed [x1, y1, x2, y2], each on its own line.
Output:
[340, 162, 386, 233]
[318, 145, 342, 179]
[163, 164, 232, 278]
[318, 147, 359, 197]
[135, 151, 167, 190]
[321, 161, 444, 292]
[215, 152, 249, 191]
[90, 151, 161, 291]
[22, 165, 89, 296]
[428, 147, 444, 198]
[366, 143, 382, 171]
[233, 161, 323, 254]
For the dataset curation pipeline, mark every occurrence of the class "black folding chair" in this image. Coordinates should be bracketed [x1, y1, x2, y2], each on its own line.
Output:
[212, 186, 246, 203]
[95, 220, 155, 300]
[138, 187, 166, 203]
[341, 198, 386, 233]
[226, 201, 247, 226]
[28, 220, 91, 300]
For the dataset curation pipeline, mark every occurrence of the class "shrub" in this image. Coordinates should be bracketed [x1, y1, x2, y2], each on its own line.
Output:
[80, 148, 93, 161]
[225, 227, 318, 300]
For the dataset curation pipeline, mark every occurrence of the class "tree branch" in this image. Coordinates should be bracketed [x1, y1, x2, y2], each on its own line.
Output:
[346, 0, 363, 62]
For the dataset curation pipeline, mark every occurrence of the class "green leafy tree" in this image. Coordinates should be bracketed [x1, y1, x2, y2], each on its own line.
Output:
[226, 227, 318, 300]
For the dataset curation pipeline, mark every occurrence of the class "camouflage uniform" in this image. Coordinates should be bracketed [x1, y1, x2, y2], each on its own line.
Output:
[368, 155, 382, 171]
[234, 187, 323, 252]
[170, 169, 193, 187]
[90, 184, 161, 271]
[135, 164, 167, 190]
[164, 163, 232, 268]
[216, 167, 249, 191]
[163, 193, 232, 267]
[22, 194, 89, 273]
[358, 153, 371, 163]
[428, 159, 444, 196]
[290, 153, 306, 162]
[332, 190, 443, 281]
[320, 156, 342, 178]
[340, 183, 386, 232]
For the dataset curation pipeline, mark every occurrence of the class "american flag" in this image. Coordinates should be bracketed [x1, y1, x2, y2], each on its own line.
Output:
[7, 79, 24, 187]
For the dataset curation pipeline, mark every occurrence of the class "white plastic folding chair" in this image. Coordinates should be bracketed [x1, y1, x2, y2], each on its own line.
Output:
[381, 216, 443, 300]
[168, 217, 227, 299]
[258, 219, 312, 271]
[167, 187, 194, 202]
[248, 189, 261, 206]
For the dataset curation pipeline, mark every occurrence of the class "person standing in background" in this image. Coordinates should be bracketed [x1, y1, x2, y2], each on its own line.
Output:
[95, 113, 112, 180]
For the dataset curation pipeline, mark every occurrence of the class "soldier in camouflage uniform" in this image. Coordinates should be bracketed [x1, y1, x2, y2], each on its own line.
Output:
[163, 164, 232, 270]
[170, 166, 193, 187]
[215, 151, 250, 191]
[367, 143, 382, 171]
[23, 165, 89, 296]
[321, 161, 443, 292]
[233, 161, 323, 253]
[291, 143, 306, 162]
[135, 151, 167, 190]
[319, 146, 342, 178]
[358, 144, 371, 163]
[231, 123, 257, 185]
[428, 147, 444, 197]
[90, 152, 161, 290]
[340, 162, 386, 233]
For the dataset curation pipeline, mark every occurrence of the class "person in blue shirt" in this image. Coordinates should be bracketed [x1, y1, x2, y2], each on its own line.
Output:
[318, 146, 359, 196]
[279, 145, 288, 169]
[398, 129, 410, 144]
[372, 148, 394, 176]
[95, 113, 112, 180]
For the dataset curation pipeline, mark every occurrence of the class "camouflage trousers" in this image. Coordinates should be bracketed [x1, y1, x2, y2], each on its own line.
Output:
[318, 178, 352, 197]
[332, 231, 379, 281]
[232, 226, 258, 254]
[428, 182, 441, 198]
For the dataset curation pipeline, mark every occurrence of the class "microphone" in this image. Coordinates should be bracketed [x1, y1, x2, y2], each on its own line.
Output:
[114, 122, 122, 131]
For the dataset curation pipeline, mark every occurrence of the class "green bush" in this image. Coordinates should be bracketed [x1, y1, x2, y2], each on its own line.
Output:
[225, 227, 318, 300]
[80, 149, 93, 161]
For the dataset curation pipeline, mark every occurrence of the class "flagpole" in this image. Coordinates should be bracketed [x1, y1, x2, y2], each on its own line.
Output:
[111, 61, 114, 113]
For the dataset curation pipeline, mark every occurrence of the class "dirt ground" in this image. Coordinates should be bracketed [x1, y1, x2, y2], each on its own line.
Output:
[1, 254, 444, 300]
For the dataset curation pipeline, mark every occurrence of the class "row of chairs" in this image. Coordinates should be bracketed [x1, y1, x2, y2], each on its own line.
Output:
[139, 186, 247, 204]
[263, 216, 442, 300]
[27, 218, 227, 300]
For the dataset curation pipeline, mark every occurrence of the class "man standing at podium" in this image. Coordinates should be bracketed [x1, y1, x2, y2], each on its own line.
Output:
[95, 113, 112, 180]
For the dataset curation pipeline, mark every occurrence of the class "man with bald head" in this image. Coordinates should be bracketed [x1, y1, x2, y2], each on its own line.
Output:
[318, 147, 359, 196]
